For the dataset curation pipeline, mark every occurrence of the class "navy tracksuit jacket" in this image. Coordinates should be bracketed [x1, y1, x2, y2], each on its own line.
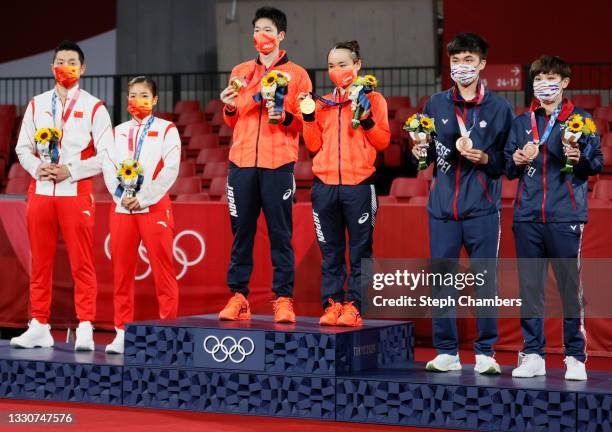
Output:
[420, 84, 514, 355]
[505, 98, 602, 361]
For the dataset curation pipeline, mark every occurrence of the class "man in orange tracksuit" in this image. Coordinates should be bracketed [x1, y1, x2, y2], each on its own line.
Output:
[218, 6, 312, 323]
[302, 40, 390, 326]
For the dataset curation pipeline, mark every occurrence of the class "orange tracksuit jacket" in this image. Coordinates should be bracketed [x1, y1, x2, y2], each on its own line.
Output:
[302, 91, 390, 185]
[223, 51, 312, 169]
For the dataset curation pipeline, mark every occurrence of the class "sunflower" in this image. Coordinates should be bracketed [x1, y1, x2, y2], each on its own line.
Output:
[262, 71, 278, 87]
[568, 118, 584, 133]
[35, 128, 51, 144]
[420, 117, 433, 130]
[584, 117, 597, 134]
[364, 75, 378, 88]
[118, 159, 143, 180]
[49, 128, 62, 140]
[276, 73, 289, 87]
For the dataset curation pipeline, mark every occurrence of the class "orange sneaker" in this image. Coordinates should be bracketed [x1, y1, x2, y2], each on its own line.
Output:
[337, 302, 363, 327]
[218, 293, 251, 321]
[319, 299, 343, 326]
[272, 297, 296, 323]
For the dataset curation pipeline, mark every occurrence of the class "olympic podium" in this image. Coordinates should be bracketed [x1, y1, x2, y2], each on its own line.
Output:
[1, 315, 611, 431]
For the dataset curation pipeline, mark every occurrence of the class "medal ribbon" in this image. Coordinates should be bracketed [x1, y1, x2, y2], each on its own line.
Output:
[454, 83, 485, 138]
[530, 104, 561, 145]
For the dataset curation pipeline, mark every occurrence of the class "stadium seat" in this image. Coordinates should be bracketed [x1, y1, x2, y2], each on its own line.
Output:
[174, 192, 211, 202]
[417, 166, 434, 182]
[183, 122, 212, 143]
[218, 124, 233, 144]
[177, 111, 206, 130]
[154, 111, 174, 121]
[174, 100, 201, 115]
[604, 147, 612, 171]
[389, 178, 429, 202]
[383, 144, 402, 167]
[187, 134, 220, 158]
[0, 104, 17, 130]
[168, 176, 202, 196]
[588, 198, 612, 208]
[416, 96, 430, 112]
[601, 132, 612, 148]
[377, 195, 398, 204]
[298, 145, 310, 161]
[388, 119, 404, 144]
[293, 188, 311, 202]
[594, 117, 609, 135]
[210, 110, 224, 132]
[386, 96, 412, 113]
[5, 177, 30, 194]
[205, 99, 223, 120]
[407, 196, 429, 206]
[208, 176, 227, 200]
[592, 179, 612, 200]
[195, 148, 229, 170]
[572, 94, 601, 113]
[501, 179, 518, 205]
[8, 163, 29, 179]
[294, 161, 313, 187]
[201, 161, 229, 187]
[394, 107, 417, 122]
[178, 161, 196, 177]
[515, 106, 529, 116]
[594, 107, 612, 124]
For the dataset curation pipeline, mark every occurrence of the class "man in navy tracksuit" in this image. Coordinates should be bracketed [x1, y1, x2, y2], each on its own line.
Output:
[506, 56, 602, 381]
[412, 33, 514, 374]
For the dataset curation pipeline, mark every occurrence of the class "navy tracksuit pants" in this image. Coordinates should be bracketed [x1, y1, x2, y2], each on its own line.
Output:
[513, 222, 586, 362]
[226, 162, 295, 298]
[311, 179, 378, 311]
[429, 212, 500, 356]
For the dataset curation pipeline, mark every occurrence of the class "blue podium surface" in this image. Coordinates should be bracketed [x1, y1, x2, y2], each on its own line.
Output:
[0, 315, 610, 431]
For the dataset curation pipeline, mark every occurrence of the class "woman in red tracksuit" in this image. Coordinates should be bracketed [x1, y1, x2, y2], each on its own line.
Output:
[102, 76, 181, 353]
[301, 40, 390, 327]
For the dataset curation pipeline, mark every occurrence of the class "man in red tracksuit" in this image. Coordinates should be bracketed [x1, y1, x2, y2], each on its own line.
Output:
[11, 41, 113, 351]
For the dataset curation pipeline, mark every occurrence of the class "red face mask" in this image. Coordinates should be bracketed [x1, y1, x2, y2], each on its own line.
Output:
[128, 98, 153, 120]
[53, 65, 80, 89]
[253, 33, 278, 55]
[329, 67, 357, 89]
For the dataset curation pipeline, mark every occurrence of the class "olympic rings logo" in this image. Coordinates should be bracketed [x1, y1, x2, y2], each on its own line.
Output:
[203, 335, 255, 363]
[103, 230, 205, 280]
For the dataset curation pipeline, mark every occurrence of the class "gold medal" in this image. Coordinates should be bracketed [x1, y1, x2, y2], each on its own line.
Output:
[300, 97, 316, 115]
[229, 77, 243, 92]
[455, 136, 473, 152]
[523, 142, 539, 159]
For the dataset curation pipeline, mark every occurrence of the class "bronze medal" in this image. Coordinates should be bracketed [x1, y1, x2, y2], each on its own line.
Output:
[455, 136, 473, 152]
[523, 142, 539, 160]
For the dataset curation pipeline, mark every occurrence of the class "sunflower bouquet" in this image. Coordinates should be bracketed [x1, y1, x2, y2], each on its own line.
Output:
[256, 69, 291, 124]
[560, 114, 597, 173]
[348, 74, 378, 128]
[403, 113, 436, 170]
[115, 159, 144, 198]
[34, 127, 62, 163]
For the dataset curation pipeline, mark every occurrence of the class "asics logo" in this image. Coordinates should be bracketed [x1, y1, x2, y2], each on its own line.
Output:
[203, 335, 255, 363]
[283, 188, 292, 200]
[358, 213, 369, 224]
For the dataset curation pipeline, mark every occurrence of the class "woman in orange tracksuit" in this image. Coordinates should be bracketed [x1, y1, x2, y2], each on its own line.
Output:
[301, 40, 390, 327]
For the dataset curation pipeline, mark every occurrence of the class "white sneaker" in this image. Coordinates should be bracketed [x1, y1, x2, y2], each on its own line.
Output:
[105, 328, 125, 355]
[74, 321, 95, 351]
[9, 319, 54, 349]
[474, 354, 501, 375]
[512, 352, 546, 378]
[425, 354, 462, 372]
[564, 356, 587, 381]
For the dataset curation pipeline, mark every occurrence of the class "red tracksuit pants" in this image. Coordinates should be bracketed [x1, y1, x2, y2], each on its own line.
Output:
[109, 207, 178, 329]
[26, 193, 97, 324]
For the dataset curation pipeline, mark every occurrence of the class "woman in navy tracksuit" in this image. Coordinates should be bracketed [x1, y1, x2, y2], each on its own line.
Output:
[413, 33, 514, 374]
[505, 55, 602, 381]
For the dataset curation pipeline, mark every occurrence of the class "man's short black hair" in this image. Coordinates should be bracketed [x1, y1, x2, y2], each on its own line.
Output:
[447, 33, 488, 59]
[252, 6, 287, 33]
[530, 55, 571, 80]
[53, 40, 85, 65]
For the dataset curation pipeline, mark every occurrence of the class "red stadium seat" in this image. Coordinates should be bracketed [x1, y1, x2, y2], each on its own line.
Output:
[92, 174, 107, 193]
[594, 117, 609, 135]
[501, 179, 518, 205]
[154, 111, 174, 121]
[594, 107, 612, 124]
[187, 134, 220, 158]
[394, 107, 417, 122]
[178, 161, 196, 177]
[298, 146, 310, 161]
[183, 122, 211, 142]
[208, 176, 227, 199]
[407, 196, 429, 206]
[202, 161, 229, 187]
[218, 124, 233, 144]
[383, 144, 402, 167]
[604, 147, 612, 171]
[293, 188, 311, 202]
[601, 132, 612, 148]
[205, 99, 223, 120]
[388, 119, 404, 143]
[174, 192, 210, 202]
[5, 177, 30, 194]
[515, 106, 529, 116]
[210, 110, 224, 132]
[416, 96, 430, 112]
[389, 178, 429, 202]
[0, 104, 17, 130]
[592, 179, 612, 200]
[174, 100, 201, 115]
[417, 166, 434, 182]
[168, 176, 202, 196]
[8, 163, 29, 179]
[294, 161, 313, 187]
[177, 111, 206, 130]
[196, 147, 229, 172]
[572, 94, 601, 113]
[377, 195, 398, 204]
[386, 96, 412, 112]
[588, 198, 612, 208]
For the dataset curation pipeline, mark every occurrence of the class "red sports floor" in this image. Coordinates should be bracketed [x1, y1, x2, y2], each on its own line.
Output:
[1, 345, 610, 432]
